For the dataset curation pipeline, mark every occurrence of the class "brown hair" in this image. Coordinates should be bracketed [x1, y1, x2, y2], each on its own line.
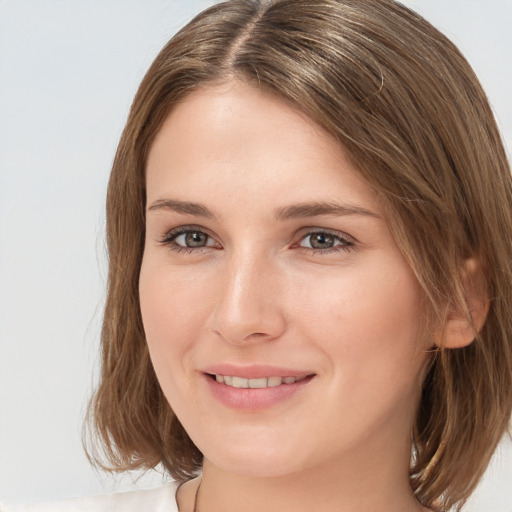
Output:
[86, 0, 512, 509]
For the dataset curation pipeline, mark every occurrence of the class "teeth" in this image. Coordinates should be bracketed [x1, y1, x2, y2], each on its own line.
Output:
[267, 376, 282, 387]
[232, 376, 249, 388]
[248, 377, 267, 389]
[214, 374, 308, 388]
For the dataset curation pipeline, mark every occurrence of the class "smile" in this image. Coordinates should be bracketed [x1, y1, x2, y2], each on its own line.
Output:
[205, 372, 316, 410]
[213, 374, 309, 388]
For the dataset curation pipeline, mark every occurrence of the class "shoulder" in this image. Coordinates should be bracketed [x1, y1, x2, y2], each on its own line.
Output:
[1, 483, 179, 512]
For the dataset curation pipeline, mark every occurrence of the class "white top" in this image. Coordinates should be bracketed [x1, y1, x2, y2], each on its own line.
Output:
[0, 483, 179, 512]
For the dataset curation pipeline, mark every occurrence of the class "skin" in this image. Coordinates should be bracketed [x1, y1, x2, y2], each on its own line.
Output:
[140, 80, 433, 512]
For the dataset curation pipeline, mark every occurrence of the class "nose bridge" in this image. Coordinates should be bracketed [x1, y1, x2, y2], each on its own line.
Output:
[209, 246, 285, 344]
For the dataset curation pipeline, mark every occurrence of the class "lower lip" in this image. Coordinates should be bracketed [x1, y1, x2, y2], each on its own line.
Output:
[204, 374, 315, 411]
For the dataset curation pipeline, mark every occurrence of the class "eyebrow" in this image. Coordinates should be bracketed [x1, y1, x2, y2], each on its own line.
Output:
[147, 198, 380, 220]
[147, 199, 216, 219]
[274, 201, 380, 220]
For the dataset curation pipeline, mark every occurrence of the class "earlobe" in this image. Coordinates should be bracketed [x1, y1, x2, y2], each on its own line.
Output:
[437, 258, 489, 349]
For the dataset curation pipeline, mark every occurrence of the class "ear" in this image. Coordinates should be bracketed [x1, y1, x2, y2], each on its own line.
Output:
[437, 258, 489, 349]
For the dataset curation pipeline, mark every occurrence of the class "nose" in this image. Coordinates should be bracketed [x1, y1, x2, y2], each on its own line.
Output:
[206, 250, 287, 345]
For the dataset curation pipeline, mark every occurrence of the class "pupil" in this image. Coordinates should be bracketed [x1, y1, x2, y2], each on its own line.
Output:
[185, 231, 207, 247]
[311, 233, 334, 249]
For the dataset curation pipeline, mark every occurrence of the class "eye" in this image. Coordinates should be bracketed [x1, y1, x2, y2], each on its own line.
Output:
[298, 230, 354, 252]
[174, 231, 213, 248]
[159, 226, 220, 252]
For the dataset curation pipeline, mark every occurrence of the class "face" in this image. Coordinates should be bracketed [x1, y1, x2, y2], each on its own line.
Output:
[140, 81, 429, 478]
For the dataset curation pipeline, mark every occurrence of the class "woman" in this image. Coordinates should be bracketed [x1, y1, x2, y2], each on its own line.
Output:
[4, 0, 511, 510]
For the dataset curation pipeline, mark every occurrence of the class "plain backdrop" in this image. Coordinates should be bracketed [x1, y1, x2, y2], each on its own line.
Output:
[0, 0, 511, 509]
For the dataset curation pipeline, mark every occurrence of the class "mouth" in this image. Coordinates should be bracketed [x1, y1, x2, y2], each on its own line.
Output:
[201, 364, 317, 410]
[206, 373, 313, 389]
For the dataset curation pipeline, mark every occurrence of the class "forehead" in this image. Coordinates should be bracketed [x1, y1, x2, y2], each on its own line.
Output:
[145, 80, 379, 215]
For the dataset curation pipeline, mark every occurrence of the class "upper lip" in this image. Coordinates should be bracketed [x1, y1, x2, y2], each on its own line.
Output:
[201, 364, 315, 380]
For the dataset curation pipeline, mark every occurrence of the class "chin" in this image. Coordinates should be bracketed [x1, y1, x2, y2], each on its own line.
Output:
[208, 452, 308, 478]
[197, 430, 312, 478]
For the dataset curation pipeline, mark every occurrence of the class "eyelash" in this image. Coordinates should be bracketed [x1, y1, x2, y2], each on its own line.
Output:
[158, 225, 356, 255]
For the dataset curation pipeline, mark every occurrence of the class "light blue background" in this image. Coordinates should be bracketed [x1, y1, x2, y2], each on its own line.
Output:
[1, 1, 511, 509]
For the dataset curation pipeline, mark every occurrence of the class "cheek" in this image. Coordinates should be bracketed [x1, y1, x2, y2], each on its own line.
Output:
[291, 256, 425, 380]
[300, 262, 427, 438]
[139, 258, 211, 382]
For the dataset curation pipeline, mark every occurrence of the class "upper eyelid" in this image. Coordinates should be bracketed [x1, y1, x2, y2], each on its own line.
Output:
[160, 224, 216, 241]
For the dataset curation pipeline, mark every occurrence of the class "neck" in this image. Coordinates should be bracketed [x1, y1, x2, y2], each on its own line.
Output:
[193, 430, 427, 512]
